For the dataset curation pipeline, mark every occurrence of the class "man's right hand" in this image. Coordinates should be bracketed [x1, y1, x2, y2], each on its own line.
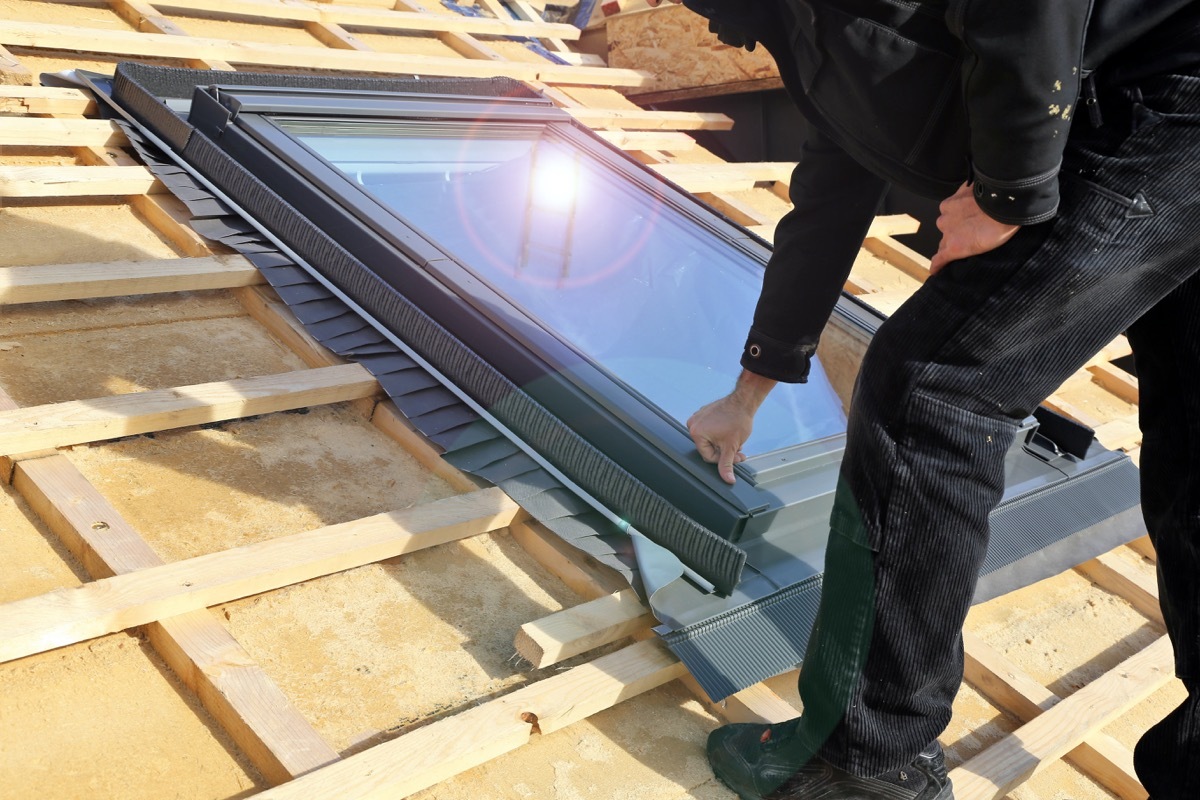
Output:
[687, 370, 777, 485]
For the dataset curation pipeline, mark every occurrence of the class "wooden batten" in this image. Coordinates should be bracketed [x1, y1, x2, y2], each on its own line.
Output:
[0, 20, 648, 87]
[0, 487, 521, 664]
[0, 256, 263, 305]
[0, 85, 96, 115]
[963, 631, 1147, 800]
[0, 165, 161, 198]
[249, 639, 687, 800]
[950, 636, 1173, 799]
[0, 117, 126, 148]
[152, 0, 583, 39]
[516, 588, 655, 668]
[0, 364, 379, 455]
[566, 106, 734, 131]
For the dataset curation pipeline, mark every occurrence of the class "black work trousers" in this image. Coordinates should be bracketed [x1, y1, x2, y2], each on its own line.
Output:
[794, 70, 1200, 800]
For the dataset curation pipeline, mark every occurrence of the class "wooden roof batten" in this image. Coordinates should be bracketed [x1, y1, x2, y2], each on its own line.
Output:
[0, 2, 1173, 799]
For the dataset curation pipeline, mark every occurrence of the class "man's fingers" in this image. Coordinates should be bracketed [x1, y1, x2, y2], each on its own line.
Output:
[717, 451, 737, 485]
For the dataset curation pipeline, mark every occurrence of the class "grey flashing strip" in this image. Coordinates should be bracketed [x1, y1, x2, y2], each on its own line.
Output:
[975, 457, 1144, 602]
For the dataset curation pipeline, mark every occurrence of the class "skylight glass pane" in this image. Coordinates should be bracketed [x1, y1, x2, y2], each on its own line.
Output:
[278, 118, 846, 455]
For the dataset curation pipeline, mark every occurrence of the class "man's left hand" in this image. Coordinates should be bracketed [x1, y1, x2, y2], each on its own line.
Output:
[931, 183, 1021, 274]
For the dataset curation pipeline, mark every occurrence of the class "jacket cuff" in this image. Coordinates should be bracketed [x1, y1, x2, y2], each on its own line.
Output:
[740, 328, 816, 384]
[971, 163, 1061, 225]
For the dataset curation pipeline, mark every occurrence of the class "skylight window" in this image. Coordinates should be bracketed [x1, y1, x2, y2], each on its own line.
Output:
[273, 117, 846, 456]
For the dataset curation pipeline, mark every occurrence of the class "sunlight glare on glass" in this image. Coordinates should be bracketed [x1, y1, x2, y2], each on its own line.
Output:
[530, 147, 582, 211]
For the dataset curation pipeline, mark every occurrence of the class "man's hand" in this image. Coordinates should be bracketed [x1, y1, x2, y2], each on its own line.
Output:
[646, 0, 682, 6]
[687, 370, 776, 485]
[931, 183, 1021, 274]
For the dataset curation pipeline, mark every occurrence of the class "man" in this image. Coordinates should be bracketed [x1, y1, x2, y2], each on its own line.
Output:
[645, 0, 1200, 798]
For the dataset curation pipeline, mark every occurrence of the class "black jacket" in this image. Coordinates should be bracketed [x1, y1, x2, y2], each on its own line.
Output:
[681, 0, 1200, 383]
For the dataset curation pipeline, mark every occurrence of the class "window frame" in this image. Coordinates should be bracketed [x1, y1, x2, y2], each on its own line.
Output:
[189, 84, 859, 541]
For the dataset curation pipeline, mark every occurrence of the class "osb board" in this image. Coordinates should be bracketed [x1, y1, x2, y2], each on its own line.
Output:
[0, 633, 266, 800]
[606, 6, 779, 99]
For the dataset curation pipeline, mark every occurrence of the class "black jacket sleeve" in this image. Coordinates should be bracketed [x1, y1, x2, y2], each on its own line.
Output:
[948, 0, 1094, 225]
[741, 124, 888, 383]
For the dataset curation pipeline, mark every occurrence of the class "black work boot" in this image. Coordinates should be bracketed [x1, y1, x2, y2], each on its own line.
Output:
[706, 720, 954, 800]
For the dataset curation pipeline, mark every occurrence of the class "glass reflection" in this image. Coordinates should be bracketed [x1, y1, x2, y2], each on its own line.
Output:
[278, 118, 846, 455]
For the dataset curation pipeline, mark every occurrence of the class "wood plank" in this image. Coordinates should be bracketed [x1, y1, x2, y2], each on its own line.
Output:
[0, 85, 95, 115]
[1042, 393, 1106, 431]
[0, 363, 379, 455]
[304, 20, 372, 50]
[650, 161, 794, 193]
[249, 639, 687, 800]
[0, 117, 126, 149]
[1088, 361, 1140, 404]
[0, 255, 263, 305]
[697, 191, 775, 227]
[1128, 535, 1157, 563]
[151, 0, 583, 39]
[862, 234, 931, 282]
[515, 588, 654, 667]
[13, 456, 342, 784]
[0, 487, 521, 664]
[0, 165, 161, 198]
[747, 214, 920, 245]
[718, 681, 802, 725]
[0, 20, 649, 88]
[1094, 412, 1142, 452]
[1074, 550, 1163, 625]
[593, 129, 695, 151]
[963, 631, 1148, 800]
[566, 106, 734, 131]
[950, 636, 1175, 800]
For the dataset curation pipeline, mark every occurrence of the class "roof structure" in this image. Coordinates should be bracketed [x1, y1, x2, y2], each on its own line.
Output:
[0, 2, 1180, 799]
